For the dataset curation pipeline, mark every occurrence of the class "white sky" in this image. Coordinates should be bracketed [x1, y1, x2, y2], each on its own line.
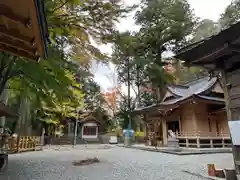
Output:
[93, 0, 232, 92]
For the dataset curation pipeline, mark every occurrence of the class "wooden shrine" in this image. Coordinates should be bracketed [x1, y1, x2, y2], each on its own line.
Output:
[176, 21, 240, 174]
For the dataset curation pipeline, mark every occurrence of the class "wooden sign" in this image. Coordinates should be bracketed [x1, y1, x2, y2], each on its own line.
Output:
[228, 121, 240, 145]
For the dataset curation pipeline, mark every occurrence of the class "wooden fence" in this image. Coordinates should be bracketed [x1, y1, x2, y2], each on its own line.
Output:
[176, 132, 231, 148]
[2, 136, 43, 153]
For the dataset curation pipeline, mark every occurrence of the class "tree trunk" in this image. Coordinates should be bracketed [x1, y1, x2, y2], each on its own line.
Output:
[136, 63, 141, 107]
[0, 83, 8, 134]
[127, 57, 131, 129]
[15, 93, 28, 136]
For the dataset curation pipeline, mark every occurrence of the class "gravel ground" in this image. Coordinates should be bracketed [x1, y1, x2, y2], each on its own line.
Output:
[0, 145, 234, 180]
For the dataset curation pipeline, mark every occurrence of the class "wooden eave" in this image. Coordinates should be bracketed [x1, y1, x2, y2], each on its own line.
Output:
[176, 22, 240, 71]
[133, 95, 225, 116]
[0, 0, 49, 60]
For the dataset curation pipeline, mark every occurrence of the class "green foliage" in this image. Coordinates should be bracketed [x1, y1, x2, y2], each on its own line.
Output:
[172, 60, 208, 85]
[191, 19, 220, 43]
[135, 0, 195, 98]
[220, 0, 240, 29]
[2, 0, 130, 133]
[136, 0, 196, 51]
[45, 0, 134, 66]
[112, 0, 196, 107]
[116, 95, 136, 129]
[191, 0, 240, 43]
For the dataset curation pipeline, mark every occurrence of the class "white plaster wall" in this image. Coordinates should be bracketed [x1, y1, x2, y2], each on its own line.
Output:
[81, 122, 98, 139]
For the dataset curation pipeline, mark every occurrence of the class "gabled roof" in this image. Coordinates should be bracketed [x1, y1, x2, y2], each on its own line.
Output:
[79, 115, 100, 124]
[134, 76, 224, 114]
[167, 77, 217, 97]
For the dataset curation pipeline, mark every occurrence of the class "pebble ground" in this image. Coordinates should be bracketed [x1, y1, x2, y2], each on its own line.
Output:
[0, 145, 234, 180]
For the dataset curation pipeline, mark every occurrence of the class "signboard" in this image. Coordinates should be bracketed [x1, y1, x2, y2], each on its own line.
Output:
[123, 129, 134, 137]
[228, 121, 240, 145]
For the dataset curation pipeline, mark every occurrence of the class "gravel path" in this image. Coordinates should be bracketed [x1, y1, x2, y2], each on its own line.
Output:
[0, 145, 234, 180]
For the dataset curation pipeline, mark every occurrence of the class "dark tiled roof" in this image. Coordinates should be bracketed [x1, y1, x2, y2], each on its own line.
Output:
[134, 77, 224, 112]
[167, 76, 217, 97]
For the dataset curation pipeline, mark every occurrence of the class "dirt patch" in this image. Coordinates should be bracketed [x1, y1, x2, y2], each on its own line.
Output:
[73, 157, 100, 166]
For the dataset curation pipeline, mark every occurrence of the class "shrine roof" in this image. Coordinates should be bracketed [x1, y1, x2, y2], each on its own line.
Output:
[0, 0, 49, 60]
[134, 76, 224, 114]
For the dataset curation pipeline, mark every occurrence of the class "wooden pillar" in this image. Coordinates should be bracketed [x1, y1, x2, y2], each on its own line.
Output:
[197, 137, 200, 148]
[145, 123, 149, 145]
[192, 103, 198, 133]
[179, 108, 182, 134]
[178, 118, 181, 135]
[222, 137, 225, 148]
[222, 70, 240, 174]
[186, 138, 189, 148]
[162, 119, 167, 145]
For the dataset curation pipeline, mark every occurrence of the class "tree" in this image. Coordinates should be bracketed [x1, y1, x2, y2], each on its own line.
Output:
[191, 19, 220, 43]
[220, 0, 240, 29]
[135, 0, 195, 101]
[171, 59, 209, 84]
[3, 0, 131, 134]
[112, 0, 196, 108]
[191, 0, 240, 44]
[116, 95, 136, 129]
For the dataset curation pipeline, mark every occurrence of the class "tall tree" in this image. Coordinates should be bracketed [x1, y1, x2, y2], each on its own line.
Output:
[3, 0, 131, 134]
[220, 0, 240, 29]
[191, 19, 220, 43]
[113, 0, 196, 106]
[134, 0, 196, 101]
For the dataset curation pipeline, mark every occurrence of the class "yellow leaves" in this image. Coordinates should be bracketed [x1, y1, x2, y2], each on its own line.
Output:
[72, 27, 90, 42]
[72, 53, 91, 65]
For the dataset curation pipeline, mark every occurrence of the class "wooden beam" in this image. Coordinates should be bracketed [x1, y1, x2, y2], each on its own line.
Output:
[0, 26, 33, 45]
[229, 44, 240, 53]
[0, 5, 30, 26]
[226, 61, 240, 73]
[0, 45, 37, 60]
[191, 61, 215, 66]
[191, 44, 228, 64]
[0, 37, 36, 54]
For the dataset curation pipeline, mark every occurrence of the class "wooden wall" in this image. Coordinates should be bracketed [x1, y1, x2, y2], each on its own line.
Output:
[180, 103, 197, 133]
[180, 102, 229, 136]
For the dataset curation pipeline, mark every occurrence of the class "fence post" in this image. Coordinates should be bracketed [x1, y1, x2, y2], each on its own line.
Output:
[210, 139, 213, 148]
[197, 137, 200, 148]
[222, 137, 225, 148]
[16, 136, 20, 153]
[186, 138, 189, 148]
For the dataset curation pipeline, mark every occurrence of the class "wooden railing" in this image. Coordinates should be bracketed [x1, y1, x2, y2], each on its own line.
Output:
[176, 132, 231, 148]
[2, 136, 43, 153]
[176, 132, 230, 138]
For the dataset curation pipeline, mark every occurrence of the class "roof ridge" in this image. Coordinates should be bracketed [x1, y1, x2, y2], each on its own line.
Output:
[168, 84, 188, 89]
[182, 75, 211, 86]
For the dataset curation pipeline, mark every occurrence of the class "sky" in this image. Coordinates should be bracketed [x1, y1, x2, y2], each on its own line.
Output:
[93, 0, 233, 92]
